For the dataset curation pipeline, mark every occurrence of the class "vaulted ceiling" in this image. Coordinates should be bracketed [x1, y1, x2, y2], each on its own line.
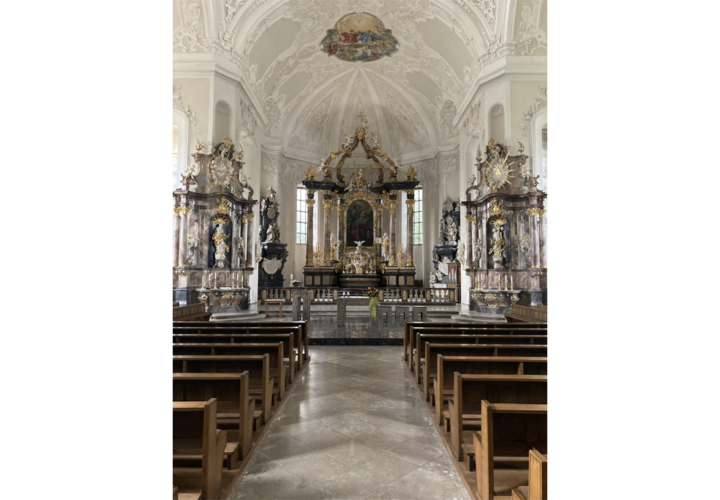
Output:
[174, 0, 547, 161]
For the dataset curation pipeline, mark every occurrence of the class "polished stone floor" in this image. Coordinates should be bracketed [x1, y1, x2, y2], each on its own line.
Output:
[228, 346, 471, 500]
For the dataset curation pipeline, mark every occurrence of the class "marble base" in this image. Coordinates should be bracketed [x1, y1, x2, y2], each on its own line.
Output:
[339, 273, 380, 289]
[196, 287, 250, 312]
[303, 267, 339, 287]
[468, 289, 521, 315]
[381, 268, 416, 287]
[516, 290, 547, 307]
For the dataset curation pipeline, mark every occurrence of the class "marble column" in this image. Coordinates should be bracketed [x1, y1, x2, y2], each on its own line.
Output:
[305, 193, 315, 266]
[405, 197, 414, 267]
[375, 198, 383, 263]
[173, 208, 180, 267]
[539, 209, 547, 268]
[480, 209, 488, 270]
[323, 194, 332, 266]
[178, 206, 189, 266]
[465, 212, 473, 269]
[337, 196, 345, 264]
[244, 213, 254, 268]
[529, 208, 540, 268]
[388, 198, 398, 265]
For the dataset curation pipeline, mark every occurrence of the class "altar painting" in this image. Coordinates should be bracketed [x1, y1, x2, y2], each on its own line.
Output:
[320, 12, 399, 62]
[346, 200, 374, 246]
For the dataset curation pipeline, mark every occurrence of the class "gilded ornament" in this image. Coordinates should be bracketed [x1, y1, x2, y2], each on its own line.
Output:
[527, 207, 541, 217]
[198, 294, 208, 303]
[305, 199, 315, 208]
[303, 165, 317, 181]
[539, 209, 547, 218]
[217, 198, 231, 215]
[173, 207, 181, 217]
[388, 255, 396, 267]
[241, 213, 255, 224]
[220, 292, 234, 307]
[177, 206, 190, 216]
[517, 142, 525, 154]
[324, 199, 333, 215]
[402, 165, 418, 182]
[484, 293, 499, 308]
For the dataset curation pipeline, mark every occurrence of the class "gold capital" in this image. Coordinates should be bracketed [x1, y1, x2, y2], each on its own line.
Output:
[527, 208, 541, 217]
[306, 199, 315, 208]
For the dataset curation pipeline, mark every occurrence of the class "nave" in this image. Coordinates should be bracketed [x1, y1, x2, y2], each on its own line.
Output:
[229, 346, 469, 500]
[173, 316, 547, 500]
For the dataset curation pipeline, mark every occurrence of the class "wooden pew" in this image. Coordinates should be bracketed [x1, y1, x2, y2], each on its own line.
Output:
[173, 303, 212, 321]
[414, 333, 548, 383]
[174, 355, 273, 426]
[403, 321, 546, 362]
[174, 344, 287, 401]
[505, 304, 547, 323]
[433, 356, 548, 422]
[173, 333, 297, 382]
[174, 324, 306, 370]
[173, 373, 256, 469]
[473, 401, 547, 500]
[448, 374, 547, 461]
[511, 450, 548, 500]
[421, 341, 548, 397]
[174, 321, 310, 363]
[409, 326, 547, 374]
[173, 399, 226, 500]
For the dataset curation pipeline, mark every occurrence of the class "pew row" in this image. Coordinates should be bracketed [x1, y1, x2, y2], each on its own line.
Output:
[433, 356, 548, 423]
[173, 303, 212, 322]
[449, 374, 547, 461]
[173, 321, 309, 363]
[403, 322, 547, 362]
[173, 343, 287, 399]
[414, 333, 548, 384]
[511, 450, 548, 500]
[173, 373, 256, 469]
[173, 355, 274, 426]
[173, 399, 226, 500]
[473, 401, 547, 500]
[504, 304, 547, 324]
[173, 332, 298, 381]
[408, 326, 547, 374]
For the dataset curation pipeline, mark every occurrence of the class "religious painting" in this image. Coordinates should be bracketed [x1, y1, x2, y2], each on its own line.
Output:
[320, 12, 399, 63]
[346, 200, 374, 247]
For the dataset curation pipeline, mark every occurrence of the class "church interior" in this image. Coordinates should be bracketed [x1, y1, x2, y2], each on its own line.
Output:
[172, 1, 548, 498]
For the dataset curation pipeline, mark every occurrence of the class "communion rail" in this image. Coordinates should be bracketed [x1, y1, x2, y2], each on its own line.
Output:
[258, 287, 456, 304]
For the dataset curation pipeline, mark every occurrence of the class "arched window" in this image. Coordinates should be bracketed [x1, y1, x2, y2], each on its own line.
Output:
[413, 187, 423, 245]
[214, 101, 232, 143]
[296, 187, 308, 244]
[489, 103, 505, 142]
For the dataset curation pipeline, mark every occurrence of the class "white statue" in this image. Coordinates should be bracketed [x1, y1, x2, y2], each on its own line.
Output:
[255, 238, 262, 264]
[381, 232, 389, 261]
[457, 241, 465, 268]
[429, 273, 437, 286]
[474, 238, 482, 267]
[265, 223, 281, 243]
[354, 240, 364, 251]
[446, 224, 458, 246]
[212, 226, 229, 267]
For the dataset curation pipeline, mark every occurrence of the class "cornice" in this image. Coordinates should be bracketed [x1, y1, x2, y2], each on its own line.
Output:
[454, 55, 547, 128]
[173, 52, 268, 126]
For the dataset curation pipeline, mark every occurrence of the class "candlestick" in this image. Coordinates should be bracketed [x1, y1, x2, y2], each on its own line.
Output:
[214, 272, 218, 289]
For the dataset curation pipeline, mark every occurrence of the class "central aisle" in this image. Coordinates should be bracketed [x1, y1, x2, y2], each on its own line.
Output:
[229, 346, 470, 500]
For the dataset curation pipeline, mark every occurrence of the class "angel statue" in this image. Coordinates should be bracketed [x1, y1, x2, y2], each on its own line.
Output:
[330, 232, 338, 261]
[457, 241, 465, 268]
[319, 160, 332, 179]
[212, 226, 229, 267]
[255, 239, 262, 264]
[354, 240, 365, 252]
[265, 223, 281, 243]
[381, 232, 390, 261]
[389, 159, 400, 179]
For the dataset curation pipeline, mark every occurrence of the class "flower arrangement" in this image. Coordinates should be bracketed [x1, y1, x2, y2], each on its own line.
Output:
[363, 287, 380, 319]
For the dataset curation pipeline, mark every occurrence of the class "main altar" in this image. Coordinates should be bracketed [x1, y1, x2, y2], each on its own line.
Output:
[301, 113, 419, 289]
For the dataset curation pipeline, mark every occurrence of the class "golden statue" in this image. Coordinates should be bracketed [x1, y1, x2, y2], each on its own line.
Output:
[303, 165, 317, 181]
[403, 165, 418, 182]
[397, 247, 406, 267]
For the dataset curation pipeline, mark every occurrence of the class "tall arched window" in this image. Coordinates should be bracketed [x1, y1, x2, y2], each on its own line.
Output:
[296, 187, 307, 244]
[489, 103, 505, 142]
[413, 187, 423, 245]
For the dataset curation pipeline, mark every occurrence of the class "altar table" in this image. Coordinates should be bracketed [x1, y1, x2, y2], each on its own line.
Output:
[336, 297, 370, 327]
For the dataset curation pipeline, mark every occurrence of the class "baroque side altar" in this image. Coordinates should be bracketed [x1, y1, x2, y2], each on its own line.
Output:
[301, 112, 419, 289]
[172, 138, 257, 312]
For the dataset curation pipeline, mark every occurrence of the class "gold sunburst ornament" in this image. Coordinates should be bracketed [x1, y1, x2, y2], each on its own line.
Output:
[483, 153, 515, 191]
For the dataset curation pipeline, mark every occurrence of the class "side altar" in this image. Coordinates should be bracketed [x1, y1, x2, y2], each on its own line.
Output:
[172, 138, 257, 312]
[301, 113, 419, 289]
[462, 139, 547, 315]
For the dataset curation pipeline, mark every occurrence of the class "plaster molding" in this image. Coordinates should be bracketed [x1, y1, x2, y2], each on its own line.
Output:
[519, 85, 546, 137]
